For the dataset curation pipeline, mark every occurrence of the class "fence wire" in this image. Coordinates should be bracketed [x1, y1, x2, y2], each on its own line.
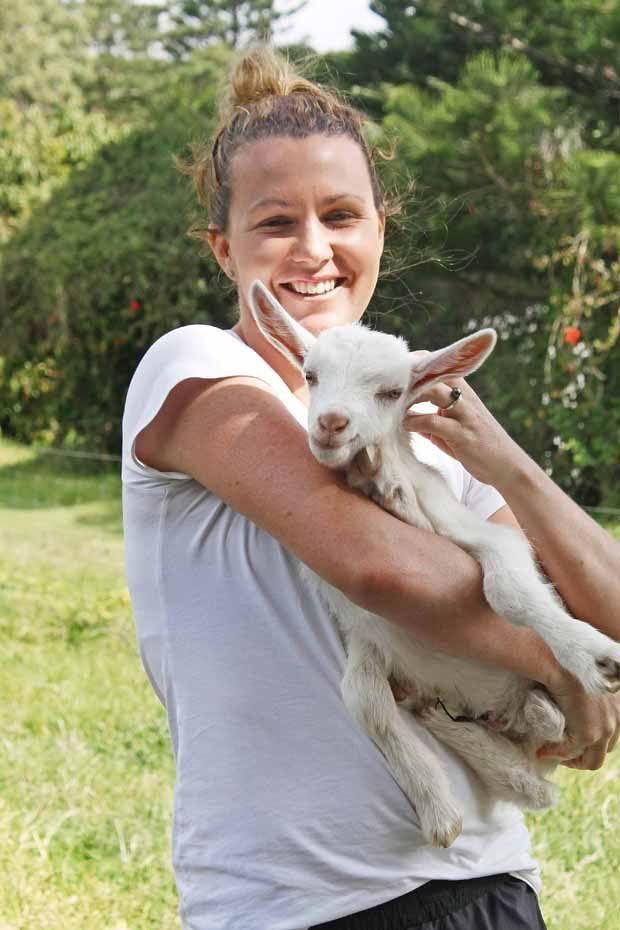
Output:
[21, 445, 620, 518]
[1, 442, 619, 517]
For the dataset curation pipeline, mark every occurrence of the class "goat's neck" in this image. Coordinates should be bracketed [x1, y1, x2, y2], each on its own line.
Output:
[364, 426, 434, 530]
[379, 425, 420, 474]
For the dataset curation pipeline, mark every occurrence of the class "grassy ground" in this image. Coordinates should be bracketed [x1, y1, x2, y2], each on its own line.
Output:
[1, 436, 618, 929]
[0, 439, 178, 930]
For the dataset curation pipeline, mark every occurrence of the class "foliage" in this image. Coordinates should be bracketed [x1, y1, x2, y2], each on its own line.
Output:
[372, 48, 620, 504]
[0, 0, 123, 242]
[349, 1, 620, 106]
[0, 51, 236, 452]
[157, 0, 306, 57]
[0, 0, 92, 110]
[0, 97, 121, 244]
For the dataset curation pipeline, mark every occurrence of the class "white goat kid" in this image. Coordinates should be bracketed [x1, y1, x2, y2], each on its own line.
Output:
[248, 280, 620, 849]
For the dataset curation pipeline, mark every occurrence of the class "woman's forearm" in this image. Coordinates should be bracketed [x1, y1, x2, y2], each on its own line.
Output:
[492, 444, 620, 641]
[405, 380, 620, 644]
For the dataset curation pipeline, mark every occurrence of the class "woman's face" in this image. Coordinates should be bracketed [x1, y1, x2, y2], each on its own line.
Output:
[209, 134, 385, 338]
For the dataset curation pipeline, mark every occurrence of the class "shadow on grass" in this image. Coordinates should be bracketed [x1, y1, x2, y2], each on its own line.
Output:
[0, 453, 123, 533]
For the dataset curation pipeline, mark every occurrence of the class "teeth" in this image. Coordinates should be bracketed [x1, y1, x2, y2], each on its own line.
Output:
[288, 279, 338, 295]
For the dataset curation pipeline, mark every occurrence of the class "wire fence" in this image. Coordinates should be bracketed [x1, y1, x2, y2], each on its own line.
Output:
[7, 443, 617, 519]
[29, 445, 122, 463]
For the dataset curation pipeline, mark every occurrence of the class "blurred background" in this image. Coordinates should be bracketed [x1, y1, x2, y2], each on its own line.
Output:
[1, 3, 619, 928]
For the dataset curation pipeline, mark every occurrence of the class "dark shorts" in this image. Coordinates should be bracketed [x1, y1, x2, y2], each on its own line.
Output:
[309, 873, 547, 930]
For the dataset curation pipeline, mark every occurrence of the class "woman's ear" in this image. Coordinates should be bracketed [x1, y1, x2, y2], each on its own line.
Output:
[207, 228, 235, 280]
[378, 208, 386, 251]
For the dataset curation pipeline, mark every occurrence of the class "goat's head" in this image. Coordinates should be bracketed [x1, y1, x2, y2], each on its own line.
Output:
[248, 280, 497, 470]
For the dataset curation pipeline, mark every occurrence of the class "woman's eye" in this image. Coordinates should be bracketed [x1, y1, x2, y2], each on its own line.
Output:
[305, 371, 317, 386]
[325, 211, 355, 223]
[260, 217, 292, 227]
[377, 388, 403, 402]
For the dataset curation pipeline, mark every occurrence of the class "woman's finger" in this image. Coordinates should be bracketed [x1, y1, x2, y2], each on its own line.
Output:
[536, 741, 580, 761]
[562, 743, 608, 770]
[415, 377, 469, 407]
[404, 412, 461, 449]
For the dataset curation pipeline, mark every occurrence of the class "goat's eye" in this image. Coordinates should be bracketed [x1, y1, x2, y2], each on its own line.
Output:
[377, 388, 403, 402]
[305, 371, 317, 386]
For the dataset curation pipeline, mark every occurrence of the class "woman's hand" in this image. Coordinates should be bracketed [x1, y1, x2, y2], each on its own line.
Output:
[538, 677, 620, 770]
[404, 377, 526, 488]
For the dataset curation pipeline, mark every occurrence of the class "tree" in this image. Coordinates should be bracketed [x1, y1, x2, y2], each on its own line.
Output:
[348, 1, 620, 118]
[0, 0, 122, 242]
[0, 49, 236, 452]
[160, 0, 306, 57]
[376, 50, 620, 503]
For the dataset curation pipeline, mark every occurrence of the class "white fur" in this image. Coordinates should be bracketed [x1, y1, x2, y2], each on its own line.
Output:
[248, 280, 620, 848]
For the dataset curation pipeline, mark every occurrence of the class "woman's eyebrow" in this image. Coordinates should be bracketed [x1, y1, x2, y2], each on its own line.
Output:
[323, 193, 365, 205]
[248, 192, 365, 212]
[249, 196, 290, 212]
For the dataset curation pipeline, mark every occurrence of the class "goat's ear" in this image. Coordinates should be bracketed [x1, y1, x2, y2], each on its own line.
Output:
[407, 329, 497, 398]
[248, 280, 315, 372]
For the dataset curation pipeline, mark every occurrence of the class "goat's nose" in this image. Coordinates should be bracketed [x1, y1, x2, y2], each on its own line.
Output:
[318, 412, 350, 434]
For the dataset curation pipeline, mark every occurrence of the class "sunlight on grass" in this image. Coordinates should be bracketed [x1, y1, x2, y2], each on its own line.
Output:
[1, 437, 619, 929]
[0, 439, 179, 929]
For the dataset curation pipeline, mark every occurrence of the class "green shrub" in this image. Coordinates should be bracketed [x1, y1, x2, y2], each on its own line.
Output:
[0, 56, 235, 453]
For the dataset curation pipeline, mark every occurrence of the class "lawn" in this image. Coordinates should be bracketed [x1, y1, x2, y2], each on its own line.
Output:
[0, 436, 618, 929]
[0, 439, 178, 930]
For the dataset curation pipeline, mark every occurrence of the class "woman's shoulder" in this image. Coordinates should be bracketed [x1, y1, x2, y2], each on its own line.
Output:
[143, 322, 242, 361]
[123, 322, 287, 441]
[130, 323, 271, 386]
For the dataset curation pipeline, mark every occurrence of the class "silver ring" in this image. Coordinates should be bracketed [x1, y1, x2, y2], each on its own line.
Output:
[442, 387, 462, 411]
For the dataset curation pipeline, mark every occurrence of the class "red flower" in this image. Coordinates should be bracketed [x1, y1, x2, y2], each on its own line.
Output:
[563, 326, 581, 346]
[130, 299, 140, 313]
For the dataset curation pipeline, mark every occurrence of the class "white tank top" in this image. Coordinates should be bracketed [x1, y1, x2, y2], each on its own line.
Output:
[122, 323, 540, 930]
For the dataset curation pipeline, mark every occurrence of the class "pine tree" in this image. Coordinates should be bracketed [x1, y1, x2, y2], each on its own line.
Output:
[160, 0, 306, 57]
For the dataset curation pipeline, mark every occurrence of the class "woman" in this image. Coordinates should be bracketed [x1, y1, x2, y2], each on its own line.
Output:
[122, 46, 620, 930]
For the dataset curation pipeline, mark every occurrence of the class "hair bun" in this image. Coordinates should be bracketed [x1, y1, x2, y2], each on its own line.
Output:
[227, 45, 319, 109]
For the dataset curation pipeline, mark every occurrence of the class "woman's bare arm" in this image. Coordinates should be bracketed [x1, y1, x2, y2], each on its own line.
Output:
[492, 449, 620, 641]
[406, 380, 620, 640]
[135, 376, 567, 691]
[406, 380, 620, 769]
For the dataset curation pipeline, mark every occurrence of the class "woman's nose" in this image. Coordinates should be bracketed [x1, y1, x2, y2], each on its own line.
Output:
[290, 219, 333, 264]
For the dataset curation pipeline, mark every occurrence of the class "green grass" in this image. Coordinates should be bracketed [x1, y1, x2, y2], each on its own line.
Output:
[1, 436, 618, 929]
[0, 439, 178, 930]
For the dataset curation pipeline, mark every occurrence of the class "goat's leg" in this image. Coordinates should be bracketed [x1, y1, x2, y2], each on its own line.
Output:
[419, 704, 558, 810]
[414, 469, 620, 694]
[518, 688, 566, 745]
[473, 526, 620, 694]
[343, 635, 463, 847]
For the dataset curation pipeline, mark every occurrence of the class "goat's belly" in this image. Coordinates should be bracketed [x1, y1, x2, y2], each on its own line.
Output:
[313, 574, 528, 716]
[355, 610, 526, 714]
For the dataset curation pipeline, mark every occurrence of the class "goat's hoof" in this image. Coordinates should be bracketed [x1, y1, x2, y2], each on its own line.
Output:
[597, 658, 620, 694]
[522, 689, 565, 743]
[514, 775, 559, 810]
[558, 640, 620, 695]
[419, 801, 463, 849]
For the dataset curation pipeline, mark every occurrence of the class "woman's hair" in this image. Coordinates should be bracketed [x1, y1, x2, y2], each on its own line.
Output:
[179, 45, 391, 238]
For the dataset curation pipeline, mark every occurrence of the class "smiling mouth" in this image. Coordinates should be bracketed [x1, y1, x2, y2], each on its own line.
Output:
[281, 278, 346, 297]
